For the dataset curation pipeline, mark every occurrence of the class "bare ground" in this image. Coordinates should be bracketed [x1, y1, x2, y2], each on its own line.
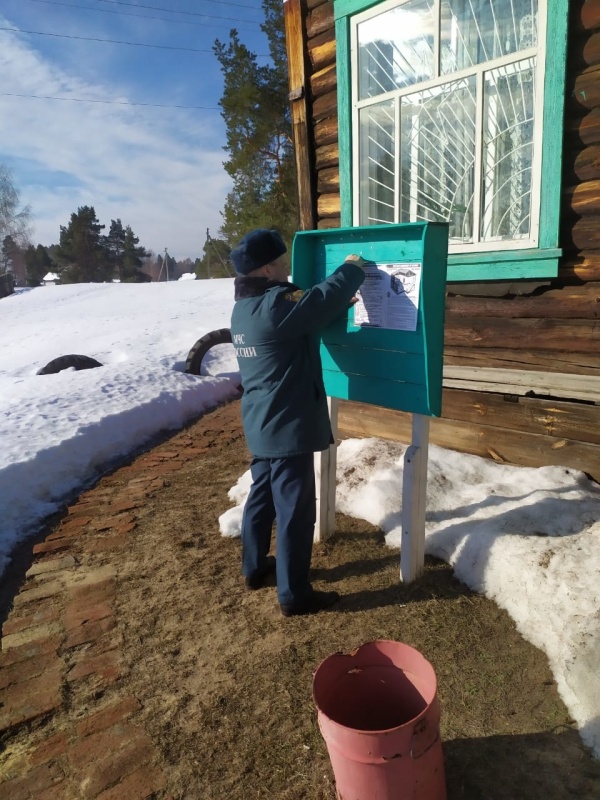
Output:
[5, 400, 600, 798]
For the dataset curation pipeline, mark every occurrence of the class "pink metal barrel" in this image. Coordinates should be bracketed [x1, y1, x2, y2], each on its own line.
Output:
[313, 640, 447, 800]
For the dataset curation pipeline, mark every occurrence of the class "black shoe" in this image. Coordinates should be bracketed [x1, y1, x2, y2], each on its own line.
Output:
[245, 556, 276, 590]
[280, 590, 340, 617]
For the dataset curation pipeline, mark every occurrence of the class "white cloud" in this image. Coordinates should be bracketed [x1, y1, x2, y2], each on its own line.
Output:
[0, 21, 231, 258]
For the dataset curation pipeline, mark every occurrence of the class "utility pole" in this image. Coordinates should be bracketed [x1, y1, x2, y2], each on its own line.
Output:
[205, 228, 232, 278]
[211, 231, 232, 277]
[164, 248, 169, 282]
[205, 228, 210, 279]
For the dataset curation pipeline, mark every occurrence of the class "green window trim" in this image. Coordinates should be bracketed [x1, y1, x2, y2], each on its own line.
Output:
[334, 0, 569, 282]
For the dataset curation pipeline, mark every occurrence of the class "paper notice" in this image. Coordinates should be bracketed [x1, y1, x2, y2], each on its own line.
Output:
[353, 262, 422, 331]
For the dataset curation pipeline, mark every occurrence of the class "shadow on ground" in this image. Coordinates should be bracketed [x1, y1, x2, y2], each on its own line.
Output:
[444, 727, 600, 798]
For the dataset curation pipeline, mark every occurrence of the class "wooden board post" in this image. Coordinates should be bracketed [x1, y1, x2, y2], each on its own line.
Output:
[314, 397, 338, 542]
[291, 224, 448, 575]
[400, 414, 430, 582]
[283, 0, 316, 231]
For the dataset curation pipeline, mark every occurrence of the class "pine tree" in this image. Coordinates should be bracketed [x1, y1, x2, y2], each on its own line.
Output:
[54, 206, 112, 283]
[214, 0, 298, 246]
[24, 244, 53, 286]
[121, 226, 149, 282]
[106, 220, 149, 282]
[106, 218, 126, 280]
[195, 230, 233, 279]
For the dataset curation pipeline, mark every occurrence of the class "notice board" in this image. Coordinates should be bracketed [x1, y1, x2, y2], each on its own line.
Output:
[291, 222, 449, 416]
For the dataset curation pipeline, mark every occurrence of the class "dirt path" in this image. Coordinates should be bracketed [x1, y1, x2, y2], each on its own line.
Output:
[1, 400, 599, 799]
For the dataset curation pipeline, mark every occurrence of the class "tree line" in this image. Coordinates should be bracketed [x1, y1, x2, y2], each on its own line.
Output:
[1, 198, 236, 287]
[2, 205, 151, 286]
[1, 0, 297, 289]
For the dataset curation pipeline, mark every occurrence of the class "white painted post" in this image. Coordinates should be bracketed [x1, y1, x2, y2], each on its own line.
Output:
[314, 397, 338, 542]
[400, 413, 430, 582]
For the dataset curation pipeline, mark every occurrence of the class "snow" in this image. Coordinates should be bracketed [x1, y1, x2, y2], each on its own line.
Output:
[0, 281, 240, 572]
[1, 280, 599, 758]
[221, 440, 600, 757]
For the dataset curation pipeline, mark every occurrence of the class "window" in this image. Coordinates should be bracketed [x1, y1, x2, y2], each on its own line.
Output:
[335, 0, 568, 280]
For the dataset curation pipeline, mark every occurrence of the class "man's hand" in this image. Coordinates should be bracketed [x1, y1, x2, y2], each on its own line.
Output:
[345, 253, 369, 269]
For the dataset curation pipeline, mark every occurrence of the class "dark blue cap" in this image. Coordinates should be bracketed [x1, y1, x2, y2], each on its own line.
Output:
[230, 229, 287, 276]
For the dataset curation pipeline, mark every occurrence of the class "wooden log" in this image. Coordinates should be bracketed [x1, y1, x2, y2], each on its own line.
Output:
[582, 30, 600, 67]
[569, 29, 600, 68]
[444, 317, 600, 352]
[564, 178, 600, 215]
[308, 29, 335, 71]
[314, 115, 338, 146]
[567, 215, 600, 249]
[440, 389, 600, 444]
[318, 216, 342, 229]
[568, 144, 600, 182]
[311, 63, 337, 98]
[446, 280, 550, 298]
[306, 0, 334, 39]
[337, 400, 600, 481]
[284, 0, 316, 232]
[341, 394, 600, 446]
[443, 346, 600, 375]
[315, 142, 339, 170]
[443, 365, 600, 403]
[445, 285, 600, 319]
[317, 192, 341, 217]
[558, 251, 600, 282]
[572, 64, 600, 112]
[567, 31, 598, 69]
[538, 282, 600, 298]
[451, 283, 600, 299]
[579, 0, 600, 32]
[307, 0, 329, 10]
[317, 166, 340, 193]
[313, 89, 337, 121]
[565, 108, 600, 147]
[448, 281, 597, 301]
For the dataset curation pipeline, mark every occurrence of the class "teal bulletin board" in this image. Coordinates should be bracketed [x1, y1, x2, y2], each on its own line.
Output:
[291, 222, 449, 417]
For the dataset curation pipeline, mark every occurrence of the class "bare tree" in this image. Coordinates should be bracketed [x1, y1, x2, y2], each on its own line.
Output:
[0, 164, 33, 247]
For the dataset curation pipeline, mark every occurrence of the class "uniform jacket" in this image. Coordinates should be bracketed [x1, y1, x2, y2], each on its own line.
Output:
[231, 262, 365, 458]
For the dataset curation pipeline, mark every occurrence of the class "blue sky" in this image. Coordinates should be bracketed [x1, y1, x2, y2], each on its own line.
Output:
[0, 0, 269, 258]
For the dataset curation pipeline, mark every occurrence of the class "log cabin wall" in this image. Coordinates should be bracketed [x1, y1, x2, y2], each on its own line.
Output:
[284, 0, 600, 481]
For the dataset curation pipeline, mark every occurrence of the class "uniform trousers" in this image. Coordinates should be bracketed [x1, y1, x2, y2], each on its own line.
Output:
[241, 453, 316, 606]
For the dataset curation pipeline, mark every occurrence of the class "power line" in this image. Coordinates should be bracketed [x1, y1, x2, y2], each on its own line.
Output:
[0, 26, 268, 53]
[96, 0, 260, 16]
[22, 0, 259, 32]
[0, 91, 220, 109]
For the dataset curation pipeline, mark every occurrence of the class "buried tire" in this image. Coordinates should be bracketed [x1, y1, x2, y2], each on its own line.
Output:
[37, 354, 104, 375]
[184, 328, 233, 375]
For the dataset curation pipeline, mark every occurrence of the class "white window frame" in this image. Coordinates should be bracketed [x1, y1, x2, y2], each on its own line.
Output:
[349, 0, 548, 256]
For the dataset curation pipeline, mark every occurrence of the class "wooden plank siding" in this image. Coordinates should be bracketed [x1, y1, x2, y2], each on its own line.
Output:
[338, 400, 600, 481]
[284, 0, 600, 482]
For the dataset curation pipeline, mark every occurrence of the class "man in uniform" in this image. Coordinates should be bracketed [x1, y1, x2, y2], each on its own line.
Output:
[230, 228, 365, 616]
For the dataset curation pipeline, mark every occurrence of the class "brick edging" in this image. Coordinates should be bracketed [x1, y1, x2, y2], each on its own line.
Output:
[0, 423, 230, 799]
